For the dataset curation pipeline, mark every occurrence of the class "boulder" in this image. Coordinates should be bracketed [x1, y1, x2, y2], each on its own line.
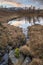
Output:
[22, 57, 31, 65]
[9, 50, 24, 65]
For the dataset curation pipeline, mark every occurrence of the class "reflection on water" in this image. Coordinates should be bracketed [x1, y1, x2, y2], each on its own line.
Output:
[8, 17, 43, 27]
[8, 16, 43, 37]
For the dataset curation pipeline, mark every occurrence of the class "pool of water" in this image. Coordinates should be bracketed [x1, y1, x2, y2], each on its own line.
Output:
[8, 17, 43, 37]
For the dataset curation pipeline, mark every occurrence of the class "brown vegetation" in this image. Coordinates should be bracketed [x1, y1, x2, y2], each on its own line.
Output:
[19, 24, 43, 65]
[0, 23, 25, 48]
[0, 8, 43, 23]
[28, 24, 43, 58]
[19, 45, 30, 55]
[0, 8, 43, 65]
[29, 58, 43, 65]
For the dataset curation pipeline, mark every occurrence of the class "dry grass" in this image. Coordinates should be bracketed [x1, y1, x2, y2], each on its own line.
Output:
[0, 23, 25, 48]
[29, 58, 43, 65]
[0, 8, 43, 23]
[28, 24, 43, 58]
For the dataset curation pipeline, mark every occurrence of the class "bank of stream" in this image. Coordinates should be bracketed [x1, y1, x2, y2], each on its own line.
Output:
[0, 17, 43, 65]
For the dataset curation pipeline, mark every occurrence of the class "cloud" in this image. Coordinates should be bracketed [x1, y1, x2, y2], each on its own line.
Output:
[0, 0, 43, 8]
[28, 0, 43, 5]
[0, 0, 25, 7]
[0, 0, 43, 3]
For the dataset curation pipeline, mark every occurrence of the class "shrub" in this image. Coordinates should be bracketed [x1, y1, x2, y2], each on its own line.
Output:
[14, 48, 20, 58]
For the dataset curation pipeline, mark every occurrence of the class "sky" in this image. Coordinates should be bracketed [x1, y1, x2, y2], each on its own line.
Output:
[0, 0, 43, 9]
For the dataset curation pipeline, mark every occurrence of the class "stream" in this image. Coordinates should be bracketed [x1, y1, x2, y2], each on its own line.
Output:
[0, 16, 43, 65]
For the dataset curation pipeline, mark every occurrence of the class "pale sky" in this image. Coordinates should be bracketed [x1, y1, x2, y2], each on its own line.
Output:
[0, 0, 43, 8]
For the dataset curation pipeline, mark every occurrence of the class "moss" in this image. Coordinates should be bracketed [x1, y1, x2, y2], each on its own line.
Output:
[14, 48, 20, 58]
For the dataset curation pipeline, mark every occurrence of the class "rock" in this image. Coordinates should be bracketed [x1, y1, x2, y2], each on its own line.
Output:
[9, 50, 24, 65]
[15, 54, 24, 65]
[22, 57, 31, 65]
[0, 53, 9, 65]
[9, 50, 18, 64]
[8, 58, 13, 65]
